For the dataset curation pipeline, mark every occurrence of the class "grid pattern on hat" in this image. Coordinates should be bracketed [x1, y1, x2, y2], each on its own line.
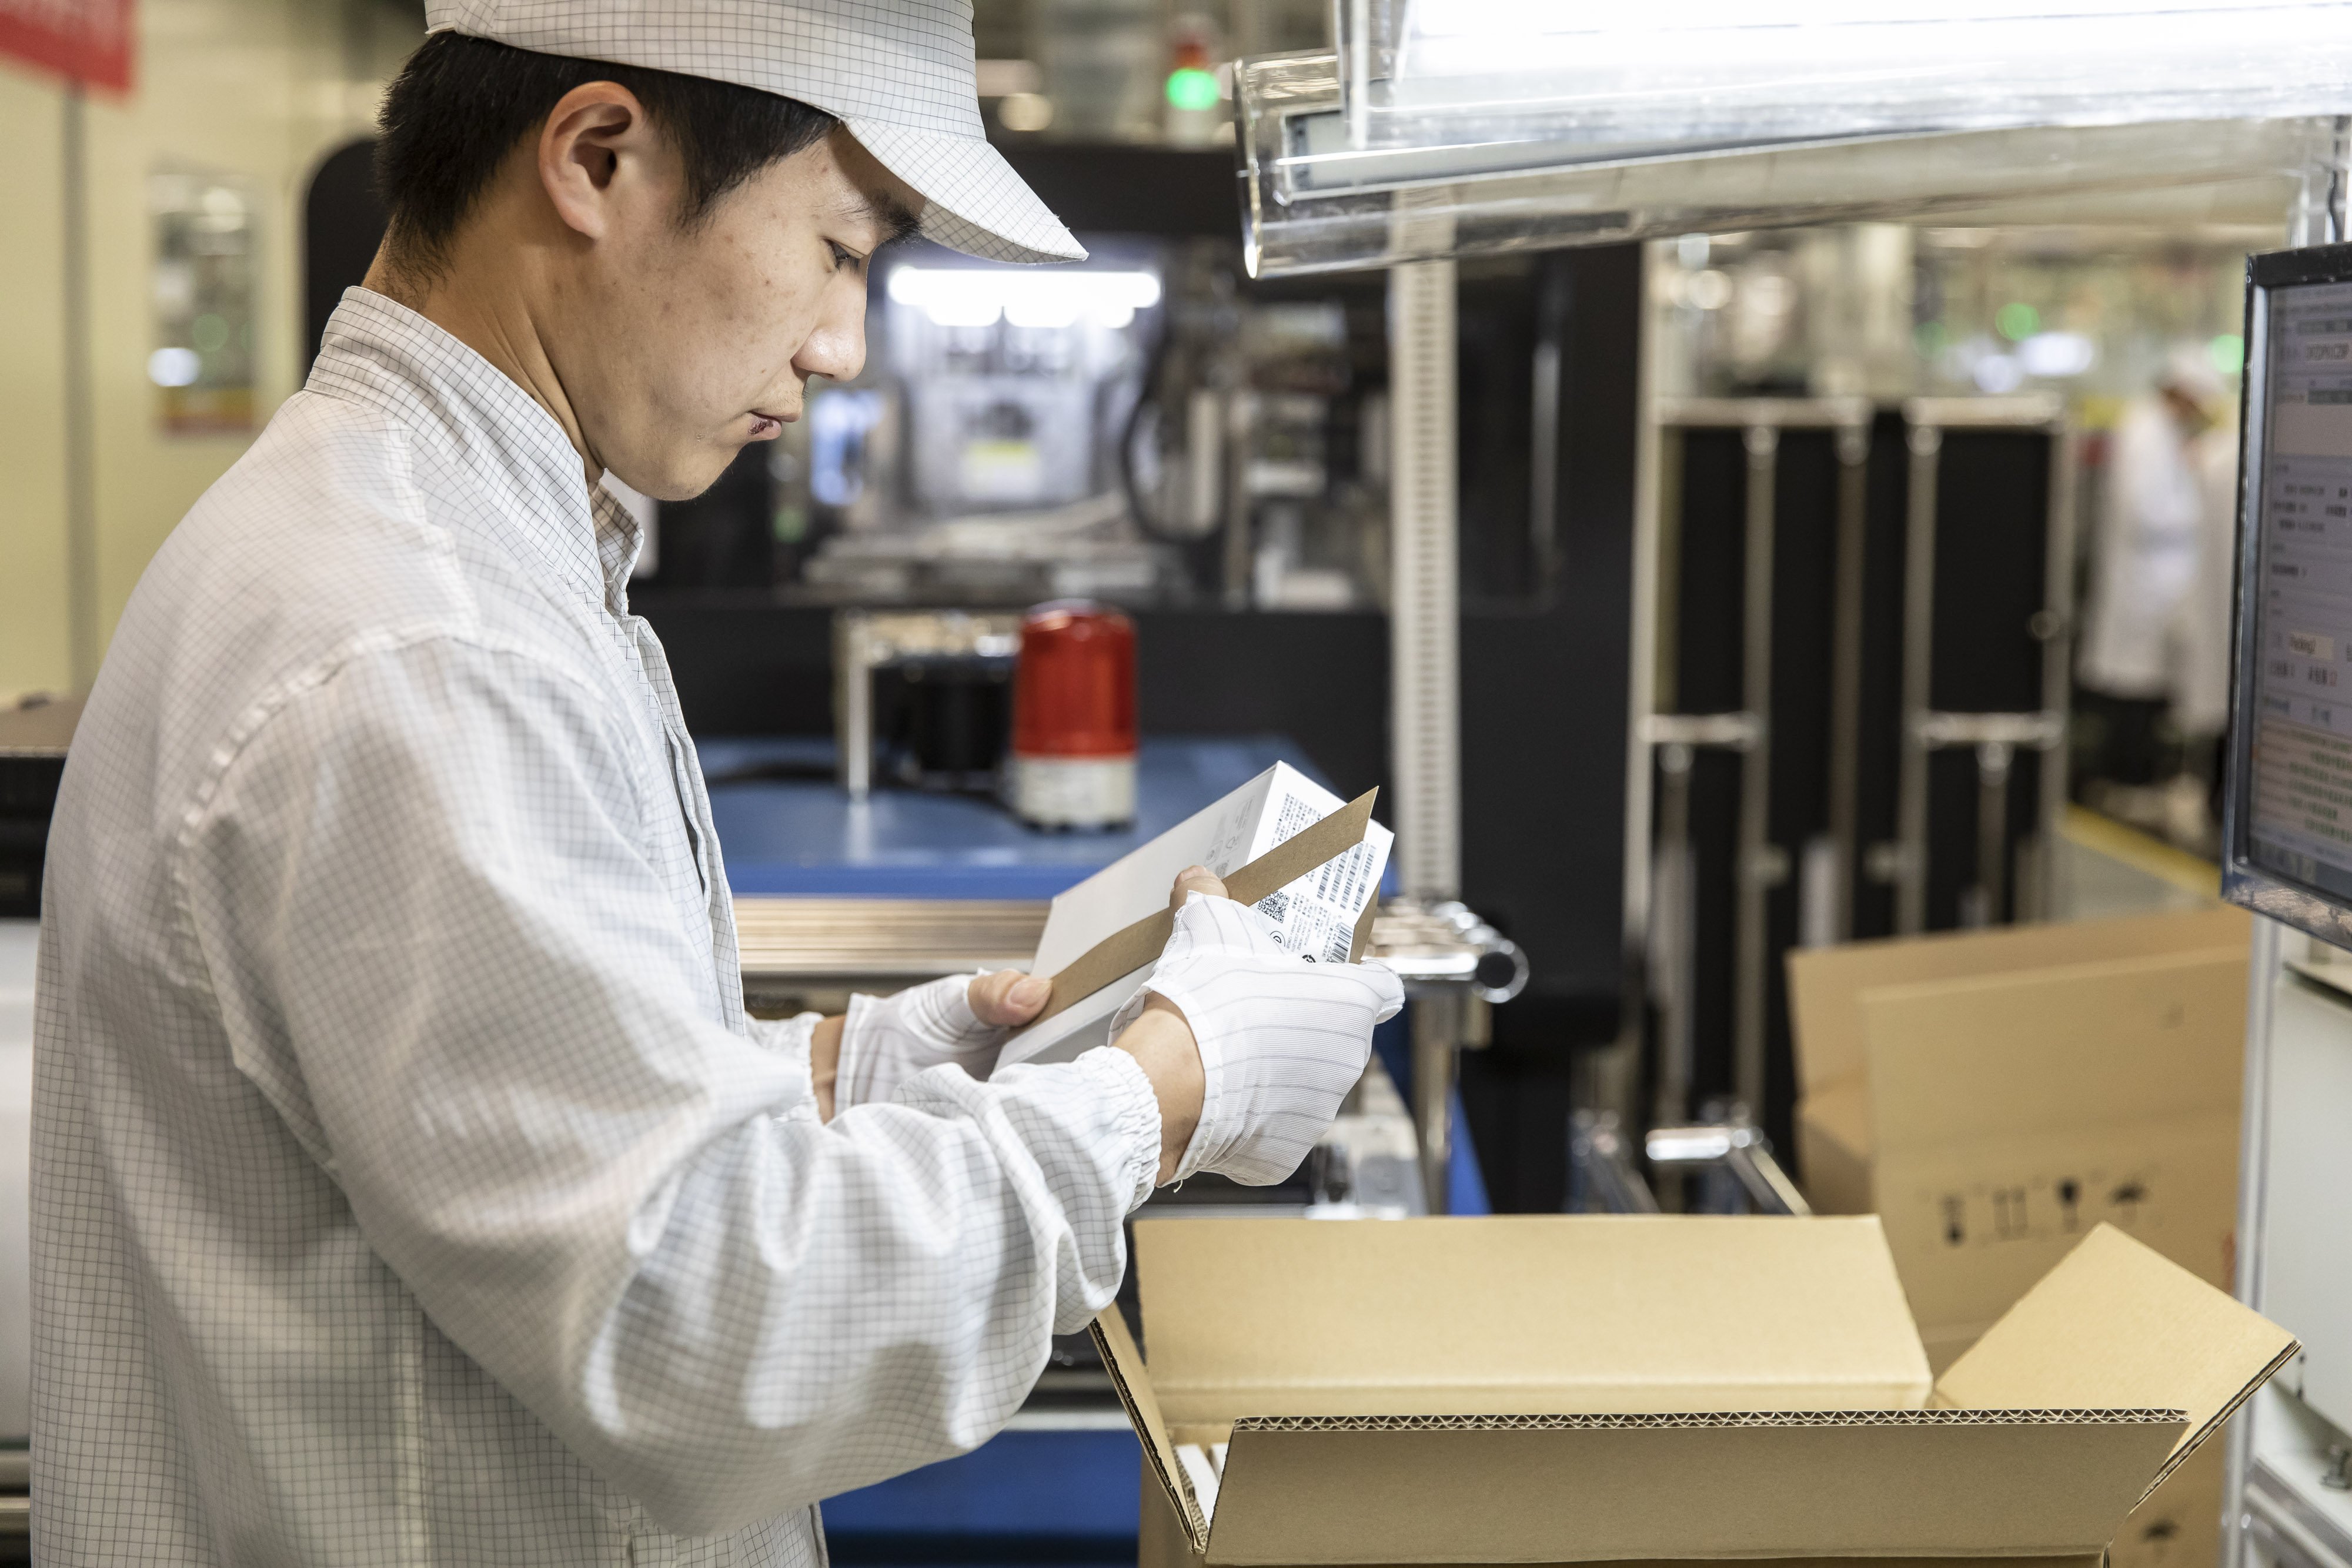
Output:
[28, 287, 1158, 1564]
[420, 0, 1084, 263]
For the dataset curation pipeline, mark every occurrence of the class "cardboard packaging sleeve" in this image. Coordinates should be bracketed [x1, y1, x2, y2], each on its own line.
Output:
[999, 763, 1389, 1069]
[1095, 1215, 2295, 1568]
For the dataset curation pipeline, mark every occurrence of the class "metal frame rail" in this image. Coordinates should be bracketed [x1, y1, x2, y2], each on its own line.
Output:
[1628, 394, 2072, 1152]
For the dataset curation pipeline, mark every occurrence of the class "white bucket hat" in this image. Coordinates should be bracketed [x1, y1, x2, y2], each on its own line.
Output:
[423, 1, 1085, 264]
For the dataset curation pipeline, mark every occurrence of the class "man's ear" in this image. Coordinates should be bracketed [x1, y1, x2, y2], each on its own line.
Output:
[537, 81, 657, 242]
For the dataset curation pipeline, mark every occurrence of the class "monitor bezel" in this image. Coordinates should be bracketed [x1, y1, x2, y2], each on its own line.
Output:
[2221, 242, 2352, 948]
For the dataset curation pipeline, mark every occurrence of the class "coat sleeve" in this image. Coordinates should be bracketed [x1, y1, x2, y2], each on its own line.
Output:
[179, 634, 1161, 1536]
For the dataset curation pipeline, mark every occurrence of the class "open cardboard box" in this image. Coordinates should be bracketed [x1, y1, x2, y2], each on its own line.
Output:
[1095, 1215, 2294, 1568]
[1787, 907, 2250, 1369]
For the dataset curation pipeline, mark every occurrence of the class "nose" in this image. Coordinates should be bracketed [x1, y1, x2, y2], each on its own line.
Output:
[794, 275, 869, 385]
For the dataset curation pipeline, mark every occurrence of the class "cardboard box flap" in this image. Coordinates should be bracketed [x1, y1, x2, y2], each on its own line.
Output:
[1860, 950, 2248, 1151]
[1134, 1216, 1932, 1425]
[1787, 906, 2249, 1096]
[1933, 1225, 2299, 1497]
[1199, 1409, 2183, 1565]
[1091, 1309, 1208, 1554]
[1797, 1076, 1875, 1162]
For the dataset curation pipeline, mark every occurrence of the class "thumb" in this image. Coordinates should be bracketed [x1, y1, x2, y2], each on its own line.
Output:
[1170, 864, 1228, 910]
[968, 969, 1052, 1027]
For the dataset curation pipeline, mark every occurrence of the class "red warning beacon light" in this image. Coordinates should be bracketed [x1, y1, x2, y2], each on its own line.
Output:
[1010, 601, 1137, 828]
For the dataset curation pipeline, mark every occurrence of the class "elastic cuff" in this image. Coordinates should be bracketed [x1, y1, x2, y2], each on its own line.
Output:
[836, 992, 889, 1112]
[1132, 974, 1229, 1185]
[901, 971, 998, 1049]
[1079, 1047, 1164, 1211]
[754, 1011, 826, 1114]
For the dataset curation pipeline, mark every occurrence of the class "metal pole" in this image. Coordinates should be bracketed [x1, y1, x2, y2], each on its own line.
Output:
[1652, 742, 1695, 1132]
[1223, 390, 1254, 608]
[1388, 256, 1462, 903]
[1387, 226, 1462, 1208]
[1896, 422, 1943, 935]
[1733, 424, 1778, 1118]
[64, 83, 99, 690]
[834, 614, 873, 800]
[2223, 914, 2284, 1568]
[2029, 410, 2078, 921]
[1826, 422, 1870, 942]
[1410, 991, 1460, 1215]
[1607, 263, 1666, 1130]
[1973, 740, 2014, 927]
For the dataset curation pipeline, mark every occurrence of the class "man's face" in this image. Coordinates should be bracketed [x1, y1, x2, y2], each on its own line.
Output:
[560, 126, 918, 502]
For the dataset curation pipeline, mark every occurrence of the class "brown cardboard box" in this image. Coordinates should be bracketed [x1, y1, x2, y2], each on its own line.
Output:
[1104, 1215, 2293, 1568]
[1785, 907, 2251, 1568]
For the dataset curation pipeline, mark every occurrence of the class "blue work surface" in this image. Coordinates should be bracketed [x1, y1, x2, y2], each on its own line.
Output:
[701, 735, 1367, 901]
[821, 1427, 1141, 1564]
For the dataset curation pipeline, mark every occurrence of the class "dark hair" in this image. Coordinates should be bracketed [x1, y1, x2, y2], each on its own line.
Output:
[375, 32, 837, 281]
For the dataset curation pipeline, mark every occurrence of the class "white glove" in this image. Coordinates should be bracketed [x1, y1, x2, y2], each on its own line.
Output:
[1112, 893, 1405, 1186]
[836, 973, 1009, 1111]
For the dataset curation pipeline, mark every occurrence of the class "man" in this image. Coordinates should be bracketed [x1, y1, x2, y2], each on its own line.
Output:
[2078, 346, 2226, 797]
[29, 5, 1401, 1564]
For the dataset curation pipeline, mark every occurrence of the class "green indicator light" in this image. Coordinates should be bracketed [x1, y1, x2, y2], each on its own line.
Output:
[1995, 302, 2039, 342]
[1165, 67, 1220, 112]
[2210, 333, 2246, 375]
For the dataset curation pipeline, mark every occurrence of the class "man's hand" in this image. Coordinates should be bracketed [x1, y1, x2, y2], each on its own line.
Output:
[1170, 864, 1225, 909]
[1105, 865, 1225, 1181]
[967, 969, 1051, 1029]
[1112, 869, 1402, 1187]
[811, 968, 1050, 1122]
[815, 866, 1231, 1177]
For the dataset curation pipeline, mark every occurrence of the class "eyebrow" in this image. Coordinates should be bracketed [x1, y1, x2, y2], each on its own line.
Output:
[847, 191, 921, 250]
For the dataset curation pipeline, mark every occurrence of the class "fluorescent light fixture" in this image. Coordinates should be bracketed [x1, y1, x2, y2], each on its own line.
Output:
[886, 268, 1161, 331]
[1973, 353, 2026, 394]
[148, 346, 200, 387]
[2017, 330, 2096, 377]
[1233, 2, 2352, 276]
[1359, 0, 2352, 140]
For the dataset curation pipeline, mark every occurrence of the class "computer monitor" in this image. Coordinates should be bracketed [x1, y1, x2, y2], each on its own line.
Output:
[2224, 242, 2352, 945]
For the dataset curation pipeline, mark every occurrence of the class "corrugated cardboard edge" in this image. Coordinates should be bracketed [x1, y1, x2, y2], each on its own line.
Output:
[1786, 905, 2251, 1098]
[1929, 1223, 2300, 1507]
[1092, 1310, 1210, 1554]
[2138, 1338, 2300, 1503]
[1018, 790, 1378, 1034]
[1225, 1408, 2189, 1432]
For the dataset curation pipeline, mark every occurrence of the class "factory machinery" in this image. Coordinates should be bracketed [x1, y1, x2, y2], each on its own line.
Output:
[1622, 394, 2071, 1193]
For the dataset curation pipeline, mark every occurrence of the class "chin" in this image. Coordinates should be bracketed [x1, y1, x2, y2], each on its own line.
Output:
[620, 451, 733, 504]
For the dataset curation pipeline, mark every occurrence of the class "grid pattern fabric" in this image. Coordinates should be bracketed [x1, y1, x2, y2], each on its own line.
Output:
[1112, 894, 1402, 1185]
[30, 286, 1158, 1565]
[423, 0, 1086, 263]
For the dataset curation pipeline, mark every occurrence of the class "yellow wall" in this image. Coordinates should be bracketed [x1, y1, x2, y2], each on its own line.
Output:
[0, 63, 71, 703]
[0, 0, 419, 703]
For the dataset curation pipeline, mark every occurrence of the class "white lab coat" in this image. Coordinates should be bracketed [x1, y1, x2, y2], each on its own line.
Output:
[30, 290, 1164, 1567]
[2170, 417, 2243, 740]
[2080, 396, 2207, 700]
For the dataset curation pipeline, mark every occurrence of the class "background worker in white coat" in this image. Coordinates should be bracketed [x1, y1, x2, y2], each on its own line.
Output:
[27, 5, 1402, 1564]
[2078, 345, 2226, 797]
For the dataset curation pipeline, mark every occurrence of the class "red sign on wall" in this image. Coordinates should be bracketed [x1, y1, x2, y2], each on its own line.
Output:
[0, 0, 136, 92]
